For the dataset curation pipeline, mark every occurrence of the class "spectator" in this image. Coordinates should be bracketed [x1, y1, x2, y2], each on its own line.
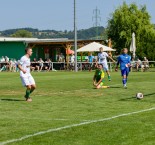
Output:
[38, 58, 44, 71]
[130, 58, 136, 71]
[5, 56, 9, 62]
[9, 59, 13, 72]
[31, 58, 39, 72]
[136, 59, 142, 71]
[45, 58, 52, 71]
[0, 56, 5, 62]
[57, 54, 63, 62]
[142, 57, 149, 72]
[88, 53, 94, 71]
[12, 59, 17, 72]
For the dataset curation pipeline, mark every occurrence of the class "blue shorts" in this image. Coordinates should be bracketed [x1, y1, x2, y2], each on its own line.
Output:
[121, 68, 129, 76]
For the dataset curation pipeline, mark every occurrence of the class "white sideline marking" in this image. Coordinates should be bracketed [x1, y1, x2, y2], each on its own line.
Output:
[0, 107, 155, 145]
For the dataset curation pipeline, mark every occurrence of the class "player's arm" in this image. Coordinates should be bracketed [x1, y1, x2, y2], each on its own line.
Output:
[95, 78, 103, 87]
[18, 61, 26, 74]
[93, 74, 96, 86]
[115, 58, 120, 71]
[108, 56, 116, 63]
[127, 56, 132, 67]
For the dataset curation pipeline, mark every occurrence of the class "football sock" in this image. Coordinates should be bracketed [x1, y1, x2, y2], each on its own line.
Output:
[102, 86, 109, 89]
[25, 89, 31, 99]
[108, 75, 111, 80]
[122, 78, 127, 85]
[30, 89, 34, 94]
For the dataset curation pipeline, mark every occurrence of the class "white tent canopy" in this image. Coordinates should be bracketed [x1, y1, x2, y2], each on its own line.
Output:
[77, 42, 115, 52]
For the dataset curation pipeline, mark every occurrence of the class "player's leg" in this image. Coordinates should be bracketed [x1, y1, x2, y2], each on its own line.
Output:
[96, 82, 110, 89]
[103, 65, 111, 81]
[25, 85, 32, 102]
[121, 69, 127, 88]
[20, 76, 31, 101]
[29, 75, 36, 94]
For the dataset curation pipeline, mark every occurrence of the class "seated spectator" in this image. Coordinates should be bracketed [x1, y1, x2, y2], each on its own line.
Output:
[44, 59, 52, 71]
[31, 58, 39, 72]
[142, 57, 149, 72]
[5, 57, 10, 71]
[0, 56, 5, 62]
[9, 59, 14, 72]
[5, 56, 9, 62]
[136, 59, 142, 71]
[130, 58, 136, 71]
[12, 59, 17, 72]
[38, 58, 44, 71]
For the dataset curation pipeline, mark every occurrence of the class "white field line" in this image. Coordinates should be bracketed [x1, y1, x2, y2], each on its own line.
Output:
[0, 107, 155, 145]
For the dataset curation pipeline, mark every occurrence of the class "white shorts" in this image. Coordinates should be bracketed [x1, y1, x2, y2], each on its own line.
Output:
[20, 74, 35, 87]
[101, 63, 109, 71]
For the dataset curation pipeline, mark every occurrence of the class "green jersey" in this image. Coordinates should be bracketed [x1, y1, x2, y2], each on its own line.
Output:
[94, 69, 105, 82]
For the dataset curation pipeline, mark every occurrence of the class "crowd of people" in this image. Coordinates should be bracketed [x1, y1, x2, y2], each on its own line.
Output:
[0, 56, 18, 72]
[131, 57, 149, 72]
[0, 54, 150, 72]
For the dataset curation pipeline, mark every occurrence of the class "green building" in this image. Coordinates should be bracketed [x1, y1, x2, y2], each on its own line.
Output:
[0, 37, 104, 61]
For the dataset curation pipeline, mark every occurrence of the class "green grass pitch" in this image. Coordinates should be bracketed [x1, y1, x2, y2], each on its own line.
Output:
[0, 71, 155, 145]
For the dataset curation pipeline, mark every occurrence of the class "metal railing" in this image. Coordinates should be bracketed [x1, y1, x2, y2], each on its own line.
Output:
[0, 61, 155, 72]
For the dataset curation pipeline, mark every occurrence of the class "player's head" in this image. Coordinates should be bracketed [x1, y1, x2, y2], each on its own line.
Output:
[122, 48, 128, 54]
[98, 63, 103, 70]
[25, 47, 33, 56]
[99, 47, 103, 52]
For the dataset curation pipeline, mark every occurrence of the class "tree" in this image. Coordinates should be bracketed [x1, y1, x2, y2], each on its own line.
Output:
[11, 30, 33, 38]
[107, 2, 155, 60]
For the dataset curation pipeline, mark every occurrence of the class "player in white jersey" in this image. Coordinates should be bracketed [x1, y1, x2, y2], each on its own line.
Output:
[98, 47, 115, 81]
[18, 47, 36, 102]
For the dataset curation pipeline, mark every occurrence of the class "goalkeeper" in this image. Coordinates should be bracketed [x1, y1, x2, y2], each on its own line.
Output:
[93, 64, 110, 89]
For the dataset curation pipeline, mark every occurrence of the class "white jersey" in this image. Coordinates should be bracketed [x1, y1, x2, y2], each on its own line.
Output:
[98, 52, 109, 64]
[19, 55, 31, 76]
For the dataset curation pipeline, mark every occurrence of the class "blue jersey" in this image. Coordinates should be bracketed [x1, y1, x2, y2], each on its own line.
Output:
[117, 54, 131, 70]
[88, 55, 94, 63]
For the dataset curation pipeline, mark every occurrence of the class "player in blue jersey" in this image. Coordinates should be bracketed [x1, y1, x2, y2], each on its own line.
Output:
[115, 48, 131, 88]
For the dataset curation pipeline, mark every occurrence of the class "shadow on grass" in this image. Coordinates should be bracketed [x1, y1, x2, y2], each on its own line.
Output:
[119, 92, 155, 101]
[1, 98, 25, 102]
[92, 86, 121, 89]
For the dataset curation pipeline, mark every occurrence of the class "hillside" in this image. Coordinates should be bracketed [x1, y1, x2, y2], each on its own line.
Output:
[0, 26, 106, 40]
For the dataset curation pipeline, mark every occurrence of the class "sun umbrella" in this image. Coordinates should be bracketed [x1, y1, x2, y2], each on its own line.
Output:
[130, 32, 136, 59]
[77, 42, 115, 52]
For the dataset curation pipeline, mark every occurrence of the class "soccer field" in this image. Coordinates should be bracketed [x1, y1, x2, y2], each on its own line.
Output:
[0, 71, 155, 145]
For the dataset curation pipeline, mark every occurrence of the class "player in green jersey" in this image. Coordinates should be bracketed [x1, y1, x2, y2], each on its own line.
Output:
[93, 64, 110, 89]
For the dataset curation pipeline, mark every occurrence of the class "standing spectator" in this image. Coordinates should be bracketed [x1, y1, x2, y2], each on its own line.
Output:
[70, 54, 75, 70]
[88, 53, 94, 71]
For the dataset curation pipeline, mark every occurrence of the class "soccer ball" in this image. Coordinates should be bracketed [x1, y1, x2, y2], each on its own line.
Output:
[136, 93, 144, 100]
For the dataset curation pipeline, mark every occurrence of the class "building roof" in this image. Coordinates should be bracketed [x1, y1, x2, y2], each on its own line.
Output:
[0, 37, 69, 42]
